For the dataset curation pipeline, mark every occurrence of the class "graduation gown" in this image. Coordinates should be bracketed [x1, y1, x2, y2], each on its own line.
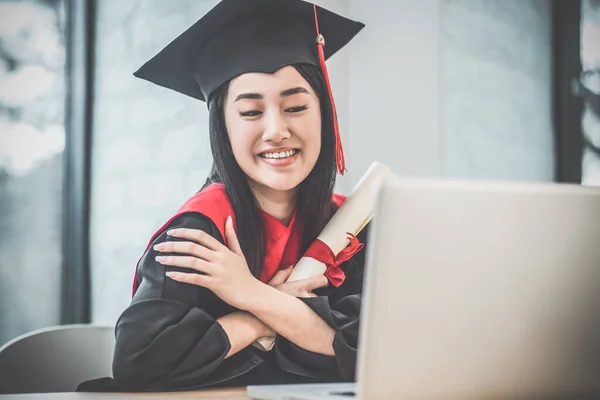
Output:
[79, 183, 368, 392]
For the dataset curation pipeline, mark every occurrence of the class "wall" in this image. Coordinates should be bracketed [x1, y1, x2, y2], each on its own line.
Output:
[345, 0, 441, 189]
[90, 0, 216, 324]
[343, 0, 554, 187]
[440, 0, 554, 181]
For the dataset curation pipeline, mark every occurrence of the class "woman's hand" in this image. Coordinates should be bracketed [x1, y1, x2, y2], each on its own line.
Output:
[154, 216, 260, 310]
[217, 311, 276, 357]
[267, 266, 329, 298]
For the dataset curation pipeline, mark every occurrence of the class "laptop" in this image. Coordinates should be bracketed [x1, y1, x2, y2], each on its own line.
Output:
[247, 178, 600, 399]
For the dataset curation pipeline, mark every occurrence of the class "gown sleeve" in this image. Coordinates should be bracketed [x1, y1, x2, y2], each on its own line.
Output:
[273, 225, 369, 382]
[111, 212, 249, 391]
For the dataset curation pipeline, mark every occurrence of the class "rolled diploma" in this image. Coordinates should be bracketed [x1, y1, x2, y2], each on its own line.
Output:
[253, 161, 397, 351]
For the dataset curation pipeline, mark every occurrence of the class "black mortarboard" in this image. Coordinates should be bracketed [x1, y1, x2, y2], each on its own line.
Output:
[134, 0, 365, 175]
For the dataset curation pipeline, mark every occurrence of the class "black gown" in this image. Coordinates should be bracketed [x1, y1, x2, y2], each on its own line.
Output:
[78, 212, 369, 392]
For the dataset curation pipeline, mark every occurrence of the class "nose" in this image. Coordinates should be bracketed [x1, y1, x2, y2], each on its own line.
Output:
[261, 110, 290, 143]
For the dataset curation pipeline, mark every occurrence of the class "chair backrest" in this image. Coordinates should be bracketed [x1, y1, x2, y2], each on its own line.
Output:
[0, 324, 115, 394]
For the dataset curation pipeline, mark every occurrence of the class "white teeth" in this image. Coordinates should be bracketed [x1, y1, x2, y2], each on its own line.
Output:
[262, 150, 296, 159]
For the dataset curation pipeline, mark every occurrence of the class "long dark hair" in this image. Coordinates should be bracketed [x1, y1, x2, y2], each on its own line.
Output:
[202, 63, 338, 279]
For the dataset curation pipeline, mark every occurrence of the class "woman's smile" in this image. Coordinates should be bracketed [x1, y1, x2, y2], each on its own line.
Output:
[259, 148, 300, 167]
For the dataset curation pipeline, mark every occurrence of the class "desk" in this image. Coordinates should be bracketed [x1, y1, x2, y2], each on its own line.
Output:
[0, 388, 250, 399]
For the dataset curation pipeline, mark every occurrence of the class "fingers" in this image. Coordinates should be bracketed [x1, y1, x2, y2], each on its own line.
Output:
[268, 266, 294, 286]
[153, 241, 214, 261]
[280, 265, 294, 280]
[166, 228, 225, 251]
[166, 271, 211, 287]
[224, 216, 243, 256]
[155, 255, 214, 275]
[303, 275, 329, 291]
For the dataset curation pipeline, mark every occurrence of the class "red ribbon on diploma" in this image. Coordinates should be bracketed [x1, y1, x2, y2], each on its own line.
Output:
[303, 232, 365, 287]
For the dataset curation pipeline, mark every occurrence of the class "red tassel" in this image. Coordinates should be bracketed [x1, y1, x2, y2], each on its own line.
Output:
[313, 4, 346, 175]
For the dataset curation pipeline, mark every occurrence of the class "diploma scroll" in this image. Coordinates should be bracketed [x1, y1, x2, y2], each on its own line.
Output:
[253, 162, 397, 351]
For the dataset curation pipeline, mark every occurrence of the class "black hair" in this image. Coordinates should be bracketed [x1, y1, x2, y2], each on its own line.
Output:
[202, 63, 338, 278]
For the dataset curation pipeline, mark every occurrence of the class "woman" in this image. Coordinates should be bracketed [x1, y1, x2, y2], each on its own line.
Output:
[81, 0, 367, 392]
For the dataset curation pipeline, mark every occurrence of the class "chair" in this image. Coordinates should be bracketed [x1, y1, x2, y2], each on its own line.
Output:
[0, 324, 115, 394]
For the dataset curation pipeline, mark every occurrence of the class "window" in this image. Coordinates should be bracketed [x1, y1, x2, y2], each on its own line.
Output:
[0, 0, 66, 345]
[0, 0, 93, 345]
[580, 0, 600, 186]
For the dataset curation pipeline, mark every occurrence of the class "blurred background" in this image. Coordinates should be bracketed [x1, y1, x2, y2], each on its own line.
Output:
[0, 0, 598, 346]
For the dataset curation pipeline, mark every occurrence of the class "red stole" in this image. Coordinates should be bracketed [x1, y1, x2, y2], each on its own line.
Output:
[131, 183, 346, 296]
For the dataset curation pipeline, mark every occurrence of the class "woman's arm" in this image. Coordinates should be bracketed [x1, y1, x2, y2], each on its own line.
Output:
[243, 281, 336, 355]
[217, 311, 273, 358]
[156, 217, 368, 381]
[158, 217, 335, 355]
[112, 213, 266, 391]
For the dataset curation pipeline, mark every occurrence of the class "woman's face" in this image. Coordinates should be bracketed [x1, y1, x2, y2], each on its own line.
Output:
[224, 66, 322, 196]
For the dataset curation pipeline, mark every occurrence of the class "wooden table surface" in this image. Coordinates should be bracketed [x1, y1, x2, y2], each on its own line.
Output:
[0, 388, 250, 399]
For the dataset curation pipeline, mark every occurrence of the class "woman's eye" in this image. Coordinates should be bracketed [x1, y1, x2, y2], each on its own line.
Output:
[285, 105, 308, 113]
[239, 110, 262, 117]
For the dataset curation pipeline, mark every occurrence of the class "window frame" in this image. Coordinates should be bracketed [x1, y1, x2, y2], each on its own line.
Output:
[552, 0, 584, 183]
[61, 0, 96, 324]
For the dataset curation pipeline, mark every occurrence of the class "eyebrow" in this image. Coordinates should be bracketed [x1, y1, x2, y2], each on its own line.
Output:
[280, 86, 310, 97]
[234, 86, 310, 102]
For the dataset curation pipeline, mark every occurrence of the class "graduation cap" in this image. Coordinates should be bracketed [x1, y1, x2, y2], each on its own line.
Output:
[134, 0, 364, 175]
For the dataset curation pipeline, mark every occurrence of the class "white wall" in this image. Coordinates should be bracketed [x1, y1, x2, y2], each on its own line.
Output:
[440, 0, 554, 182]
[344, 0, 441, 193]
[91, 0, 218, 324]
[340, 0, 554, 193]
